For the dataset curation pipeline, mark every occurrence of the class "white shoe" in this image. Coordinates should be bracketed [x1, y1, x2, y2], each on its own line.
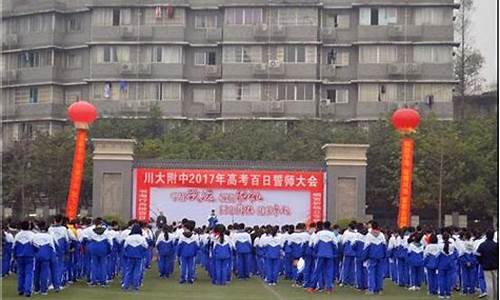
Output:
[479, 293, 488, 298]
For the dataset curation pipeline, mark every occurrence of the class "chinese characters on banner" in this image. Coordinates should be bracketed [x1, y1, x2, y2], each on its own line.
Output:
[398, 137, 414, 228]
[134, 168, 325, 225]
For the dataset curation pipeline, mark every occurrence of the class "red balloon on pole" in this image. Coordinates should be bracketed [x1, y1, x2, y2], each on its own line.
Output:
[391, 108, 420, 228]
[65, 101, 97, 220]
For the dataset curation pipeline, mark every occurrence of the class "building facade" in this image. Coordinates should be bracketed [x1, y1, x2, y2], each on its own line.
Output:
[1, 0, 458, 147]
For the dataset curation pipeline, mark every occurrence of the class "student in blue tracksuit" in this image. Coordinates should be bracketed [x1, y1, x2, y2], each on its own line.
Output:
[48, 215, 69, 288]
[33, 221, 56, 295]
[13, 220, 36, 297]
[177, 220, 199, 284]
[395, 229, 409, 287]
[156, 225, 175, 278]
[308, 221, 337, 293]
[457, 232, 477, 295]
[233, 223, 252, 279]
[123, 224, 148, 291]
[364, 222, 387, 295]
[211, 224, 233, 285]
[387, 231, 398, 284]
[67, 220, 81, 284]
[253, 230, 265, 278]
[282, 225, 294, 280]
[354, 225, 368, 291]
[437, 232, 455, 298]
[332, 224, 342, 283]
[261, 226, 282, 286]
[289, 223, 308, 286]
[423, 233, 440, 295]
[105, 221, 119, 281]
[407, 232, 425, 291]
[341, 221, 357, 287]
[2, 225, 14, 277]
[302, 223, 316, 289]
[87, 223, 112, 286]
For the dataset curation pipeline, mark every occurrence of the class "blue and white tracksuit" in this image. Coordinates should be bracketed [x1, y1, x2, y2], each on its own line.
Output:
[423, 243, 440, 295]
[2, 231, 14, 276]
[395, 235, 409, 287]
[364, 231, 387, 293]
[288, 231, 309, 284]
[311, 230, 338, 291]
[260, 234, 283, 284]
[48, 225, 69, 286]
[354, 232, 368, 290]
[13, 230, 36, 296]
[33, 232, 56, 294]
[407, 242, 424, 288]
[387, 234, 398, 283]
[457, 239, 477, 294]
[177, 233, 199, 283]
[437, 242, 456, 298]
[156, 234, 175, 278]
[233, 231, 252, 279]
[211, 237, 233, 285]
[123, 234, 148, 290]
[341, 229, 357, 286]
[87, 230, 112, 285]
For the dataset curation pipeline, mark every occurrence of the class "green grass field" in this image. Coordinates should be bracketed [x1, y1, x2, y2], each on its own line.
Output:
[1, 265, 478, 300]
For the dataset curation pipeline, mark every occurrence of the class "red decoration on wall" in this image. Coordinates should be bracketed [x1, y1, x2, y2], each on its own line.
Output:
[65, 101, 97, 220]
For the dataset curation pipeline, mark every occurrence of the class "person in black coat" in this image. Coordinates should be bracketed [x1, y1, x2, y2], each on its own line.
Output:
[476, 230, 498, 300]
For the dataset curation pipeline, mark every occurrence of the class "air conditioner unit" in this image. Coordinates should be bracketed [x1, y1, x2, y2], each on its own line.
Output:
[205, 101, 220, 113]
[387, 64, 404, 75]
[256, 63, 267, 72]
[320, 98, 330, 106]
[260, 23, 268, 31]
[138, 63, 152, 75]
[388, 25, 404, 37]
[407, 63, 422, 75]
[121, 63, 134, 75]
[270, 101, 285, 113]
[268, 60, 280, 68]
[206, 65, 219, 75]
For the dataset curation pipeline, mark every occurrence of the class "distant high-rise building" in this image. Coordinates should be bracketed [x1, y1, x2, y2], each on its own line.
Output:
[1, 0, 458, 147]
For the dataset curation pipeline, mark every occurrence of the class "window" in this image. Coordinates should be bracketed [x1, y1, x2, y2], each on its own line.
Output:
[225, 8, 262, 25]
[223, 83, 260, 101]
[154, 83, 181, 101]
[414, 46, 452, 63]
[359, 46, 398, 63]
[195, 15, 217, 28]
[112, 9, 120, 26]
[29, 87, 38, 103]
[359, 83, 397, 102]
[150, 46, 181, 63]
[145, 7, 185, 26]
[326, 88, 349, 104]
[276, 84, 314, 101]
[193, 88, 216, 104]
[414, 84, 452, 102]
[414, 8, 449, 26]
[194, 51, 217, 65]
[284, 46, 316, 63]
[326, 49, 349, 66]
[152, 46, 163, 63]
[223, 46, 261, 63]
[65, 88, 81, 104]
[66, 53, 82, 69]
[277, 8, 317, 26]
[325, 14, 350, 29]
[103, 46, 118, 63]
[359, 7, 397, 26]
[98, 46, 129, 63]
[66, 17, 82, 32]
[18, 52, 35, 68]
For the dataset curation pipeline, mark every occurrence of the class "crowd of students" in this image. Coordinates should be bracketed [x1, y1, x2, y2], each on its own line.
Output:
[1, 215, 497, 299]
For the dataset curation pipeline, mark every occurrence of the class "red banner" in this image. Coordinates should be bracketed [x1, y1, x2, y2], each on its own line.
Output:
[66, 129, 88, 220]
[134, 168, 324, 225]
[397, 137, 414, 228]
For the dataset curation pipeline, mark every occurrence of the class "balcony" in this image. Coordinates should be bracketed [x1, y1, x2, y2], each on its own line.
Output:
[203, 101, 221, 114]
[93, 100, 182, 117]
[16, 66, 60, 84]
[253, 63, 285, 78]
[358, 24, 453, 42]
[387, 25, 422, 41]
[356, 102, 396, 120]
[221, 100, 315, 118]
[387, 63, 422, 78]
[2, 34, 18, 49]
[205, 28, 222, 43]
[2, 70, 19, 84]
[321, 65, 337, 81]
[254, 24, 287, 41]
[320, 28, 337, 42]
[2, 0, 65, 17]
[204, 65, 221, 80]
[92, 26, 184, 42]
[3, 103, 67, 119]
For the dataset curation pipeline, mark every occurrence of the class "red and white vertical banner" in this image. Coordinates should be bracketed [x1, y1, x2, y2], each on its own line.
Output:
[133, 168, 325, 226]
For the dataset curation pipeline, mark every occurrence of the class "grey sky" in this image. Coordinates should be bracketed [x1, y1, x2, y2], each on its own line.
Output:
[471, 0, 497, 86]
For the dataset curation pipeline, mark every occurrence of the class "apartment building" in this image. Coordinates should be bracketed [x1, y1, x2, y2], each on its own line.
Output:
[1, 0, 458, 147]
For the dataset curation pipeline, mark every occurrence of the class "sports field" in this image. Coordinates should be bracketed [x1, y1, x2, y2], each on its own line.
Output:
[1, 266, 478, 300]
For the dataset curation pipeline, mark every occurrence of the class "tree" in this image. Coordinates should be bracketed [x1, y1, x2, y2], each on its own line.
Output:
[455, 0, 486, 95]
